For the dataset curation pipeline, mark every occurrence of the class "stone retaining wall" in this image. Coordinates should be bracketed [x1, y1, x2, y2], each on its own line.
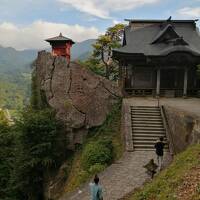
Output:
[165, 106, 200, 153]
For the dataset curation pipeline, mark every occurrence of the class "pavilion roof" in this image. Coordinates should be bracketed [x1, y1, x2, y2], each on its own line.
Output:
[45, 33, 75, 44]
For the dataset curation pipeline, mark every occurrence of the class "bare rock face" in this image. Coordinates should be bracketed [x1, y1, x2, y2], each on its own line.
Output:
[165, 106, 200, 153]
[34, 51, 121, 147]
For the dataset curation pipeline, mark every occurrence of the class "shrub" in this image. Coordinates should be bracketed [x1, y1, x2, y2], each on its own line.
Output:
[0, 123, 15, 200]
[81, 138, 113, 170]
[89, 164, 106, 174]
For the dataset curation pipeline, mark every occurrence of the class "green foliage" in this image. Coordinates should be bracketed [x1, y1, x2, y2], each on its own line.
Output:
[88, 164, 106, 174]
[78, 57, 105, 76]
[30, 71, 49, 110]
[0, 117, 15, 200]
[0, 71, 31, 110]
[0, 46, 37, 111]
[0, 107, 68, 200]
[11, 108, 67, 199]
[82, 24, 125, 80]
[81, 139, 113, 170]
[0, 109, 9, 125]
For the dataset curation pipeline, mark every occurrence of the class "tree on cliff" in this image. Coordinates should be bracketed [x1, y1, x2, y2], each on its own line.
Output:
[91, 23, 125, 80]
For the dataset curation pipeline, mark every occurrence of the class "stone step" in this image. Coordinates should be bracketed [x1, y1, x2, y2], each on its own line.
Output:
[132, 127, 165, 132]
[132, 117, 162, 121]
[133, 125, 164, 128]
[130, 106, 169, 152]
[131, 106, 159, 109]
[133, 139, 158, 143]
[132, 127, 165, 131]
[131, 108, 160, 111]
[131, 113, 161, 118]
[134, 148, 169, 152]
[131, 107, 160, 110]
[133, 133, 166, 138]
[133, 140, 169, 146]
[132, 120, 163, 124]
[132, 113, 161, 117]
[133, 130, 166, 134]
[132, 124, 164, 128]
[133, 144, 156, 149]
[133, 138, 165, 142]
[133, 144, 168, 149]
[131, 113, 161, 116]
[131, 109, 160, 112]
[131, 112, 161, 116]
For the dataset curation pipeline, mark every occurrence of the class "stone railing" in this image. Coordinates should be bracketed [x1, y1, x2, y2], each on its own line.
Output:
[121, 100, 134, 151]
[160, 105, 176, 156]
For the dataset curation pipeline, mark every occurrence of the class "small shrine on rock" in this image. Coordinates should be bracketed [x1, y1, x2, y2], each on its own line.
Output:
[45, 33, 75, 64]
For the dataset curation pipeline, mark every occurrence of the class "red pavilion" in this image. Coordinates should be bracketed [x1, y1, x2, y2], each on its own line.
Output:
[45, 33, 75, 64]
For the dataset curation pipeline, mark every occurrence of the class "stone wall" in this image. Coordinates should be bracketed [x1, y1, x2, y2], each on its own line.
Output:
[165, 105, 200, 153]
[121, 100, 133, 152]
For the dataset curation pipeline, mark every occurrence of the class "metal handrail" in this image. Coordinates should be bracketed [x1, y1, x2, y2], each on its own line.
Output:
[160, 105, 176, 156]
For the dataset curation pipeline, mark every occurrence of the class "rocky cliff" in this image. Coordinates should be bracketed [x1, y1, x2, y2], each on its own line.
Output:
[34, 51, 121, 148]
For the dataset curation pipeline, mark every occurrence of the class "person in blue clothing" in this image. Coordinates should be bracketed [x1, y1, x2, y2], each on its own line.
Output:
[90, 174, 103, 200]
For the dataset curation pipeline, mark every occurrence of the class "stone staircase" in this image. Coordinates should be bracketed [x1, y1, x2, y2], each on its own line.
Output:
[131, 106, 168, 151]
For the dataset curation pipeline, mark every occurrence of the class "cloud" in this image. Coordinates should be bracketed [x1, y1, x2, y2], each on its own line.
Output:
[177, 7, 200, 18]
[112, 20, 123, 25]
[0, 21, 100, 50]
[58, 0, 160, 19]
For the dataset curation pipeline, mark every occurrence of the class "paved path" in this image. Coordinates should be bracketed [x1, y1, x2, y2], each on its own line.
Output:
[59, 151, 171, 200]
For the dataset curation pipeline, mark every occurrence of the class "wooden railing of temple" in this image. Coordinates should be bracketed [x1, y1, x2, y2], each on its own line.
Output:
[124, 88, 200, 97]
[125, 88, 156, 96]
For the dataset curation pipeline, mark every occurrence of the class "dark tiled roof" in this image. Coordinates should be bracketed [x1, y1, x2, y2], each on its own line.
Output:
[45, 33, 75, 44]
[113, 21, 200, 57]
[125, 19, 198, 23]
[151, 24, 179, 44]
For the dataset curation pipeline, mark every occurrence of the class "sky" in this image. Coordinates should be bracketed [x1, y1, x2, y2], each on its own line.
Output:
[0, 0, 199, 50]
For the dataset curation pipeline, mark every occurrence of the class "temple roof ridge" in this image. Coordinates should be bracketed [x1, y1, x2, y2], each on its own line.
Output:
[125, 19, 198, 23]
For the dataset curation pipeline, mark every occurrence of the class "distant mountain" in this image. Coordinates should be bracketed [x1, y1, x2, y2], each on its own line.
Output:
[0, 46, 37, 73]
[0, 39, 96, 110]
[71, 39, 96, 60]
[0, 39, 96, 73]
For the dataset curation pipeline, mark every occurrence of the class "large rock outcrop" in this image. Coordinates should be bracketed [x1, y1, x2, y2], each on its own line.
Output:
[34, 51, 121, 147]
[165, 106, 200, 153]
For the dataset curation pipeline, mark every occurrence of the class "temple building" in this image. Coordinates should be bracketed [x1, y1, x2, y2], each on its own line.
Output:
[113, 18, 200, 97]
[45, 33, 75, 64]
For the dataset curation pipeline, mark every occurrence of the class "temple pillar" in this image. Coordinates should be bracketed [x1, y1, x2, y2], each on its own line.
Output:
[183, 67, 188, 97]
[118, 63, 122, 87]
[120, 62, 126, 95]
[131, 66, 134, 88]
[156, 68, 161, 97]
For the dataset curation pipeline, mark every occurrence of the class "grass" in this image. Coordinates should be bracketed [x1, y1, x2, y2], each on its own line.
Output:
[62, 101, 124, 195]
[126, 144, 200, 200]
